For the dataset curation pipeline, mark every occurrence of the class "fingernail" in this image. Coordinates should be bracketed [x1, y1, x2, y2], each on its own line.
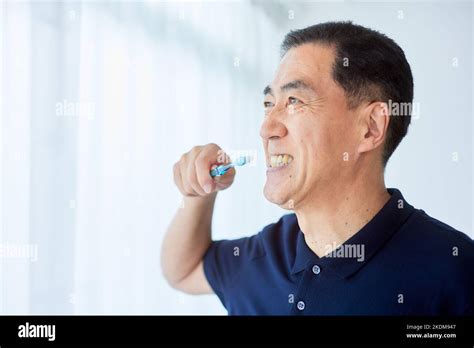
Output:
[203, 184, 212, 194]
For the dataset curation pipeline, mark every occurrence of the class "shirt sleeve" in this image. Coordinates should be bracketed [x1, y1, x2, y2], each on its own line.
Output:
[203, 234, 263, 308]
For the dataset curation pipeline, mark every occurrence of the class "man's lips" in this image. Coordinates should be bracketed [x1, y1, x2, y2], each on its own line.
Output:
[267, 163, 292, 173]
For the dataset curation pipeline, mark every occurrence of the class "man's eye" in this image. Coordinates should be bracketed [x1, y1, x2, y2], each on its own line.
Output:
[263, 101, 274, 108]
[288, 97, 300, 105]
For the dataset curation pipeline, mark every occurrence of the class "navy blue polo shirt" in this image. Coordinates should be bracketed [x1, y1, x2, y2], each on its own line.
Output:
[203, 189, 474, 315]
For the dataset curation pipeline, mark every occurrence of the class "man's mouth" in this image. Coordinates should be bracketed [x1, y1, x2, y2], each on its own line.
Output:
[268, 154, 294, 168]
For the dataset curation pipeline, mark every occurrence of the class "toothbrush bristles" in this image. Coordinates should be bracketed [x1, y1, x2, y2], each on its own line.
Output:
[236, 155, 253, 166]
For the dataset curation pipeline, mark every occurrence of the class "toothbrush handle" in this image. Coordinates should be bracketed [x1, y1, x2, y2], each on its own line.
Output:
[210, 164, 233, 177]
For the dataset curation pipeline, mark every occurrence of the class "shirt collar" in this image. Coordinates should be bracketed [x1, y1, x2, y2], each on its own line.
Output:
[291, 188, 416, 278]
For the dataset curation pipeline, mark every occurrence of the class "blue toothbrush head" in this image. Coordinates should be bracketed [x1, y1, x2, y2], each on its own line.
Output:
[210, 155, 253, 177]
[235, 155, 252, 166]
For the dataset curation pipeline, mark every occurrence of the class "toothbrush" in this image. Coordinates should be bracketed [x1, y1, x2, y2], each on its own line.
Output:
[210, 156, 252, 177]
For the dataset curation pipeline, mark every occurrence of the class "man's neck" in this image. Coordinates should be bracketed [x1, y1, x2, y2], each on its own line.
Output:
[294, 179, 391, 258]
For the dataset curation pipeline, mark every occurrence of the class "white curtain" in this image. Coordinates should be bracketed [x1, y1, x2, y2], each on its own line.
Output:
[1, 0, 287, 314]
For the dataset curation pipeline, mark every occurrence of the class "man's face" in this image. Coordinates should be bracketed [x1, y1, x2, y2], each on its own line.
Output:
[261, 43, 361, 209]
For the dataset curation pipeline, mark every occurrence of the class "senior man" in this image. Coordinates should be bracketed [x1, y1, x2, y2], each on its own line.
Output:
[161, 21, 474, 315]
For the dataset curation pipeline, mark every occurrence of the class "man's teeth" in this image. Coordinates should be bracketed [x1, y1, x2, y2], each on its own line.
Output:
[269, 154, 293, 168]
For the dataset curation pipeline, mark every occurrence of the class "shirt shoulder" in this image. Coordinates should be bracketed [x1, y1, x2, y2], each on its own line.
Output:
[405, 209, 474, 254]
[407, 209, 474, 277]
[203, 213, 298, 308]
[392, 209, 474, 314]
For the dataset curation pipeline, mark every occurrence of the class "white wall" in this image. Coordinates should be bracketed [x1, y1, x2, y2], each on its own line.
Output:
[0, 0, 471, 314]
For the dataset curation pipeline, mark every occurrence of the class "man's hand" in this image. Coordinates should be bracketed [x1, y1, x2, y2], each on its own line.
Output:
[173, 143, 235, 197]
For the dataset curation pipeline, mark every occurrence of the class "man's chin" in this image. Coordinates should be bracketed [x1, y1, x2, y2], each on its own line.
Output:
[263, 185, 294, 210]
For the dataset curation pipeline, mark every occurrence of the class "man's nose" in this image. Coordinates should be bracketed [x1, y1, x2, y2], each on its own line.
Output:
[260, 113, 288, 140]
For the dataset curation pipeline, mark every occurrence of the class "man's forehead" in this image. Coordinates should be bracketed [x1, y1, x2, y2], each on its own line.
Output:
[271, 43, 334, 89]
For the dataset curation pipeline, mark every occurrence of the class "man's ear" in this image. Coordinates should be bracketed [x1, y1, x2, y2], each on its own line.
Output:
[357, 102, 390, 154]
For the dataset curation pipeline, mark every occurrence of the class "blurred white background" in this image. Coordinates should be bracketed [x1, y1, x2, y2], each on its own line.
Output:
[0, 0, 472, 314]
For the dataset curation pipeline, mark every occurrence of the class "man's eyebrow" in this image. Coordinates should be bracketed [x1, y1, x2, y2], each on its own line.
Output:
[263, 85, 273, 96]
[280, 80, 313, 93]
[263, 80, 314, 96]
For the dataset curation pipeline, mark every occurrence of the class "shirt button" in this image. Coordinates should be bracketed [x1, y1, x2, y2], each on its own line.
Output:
[312, 265, 321, 275]
[297, 301, 305, 311]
